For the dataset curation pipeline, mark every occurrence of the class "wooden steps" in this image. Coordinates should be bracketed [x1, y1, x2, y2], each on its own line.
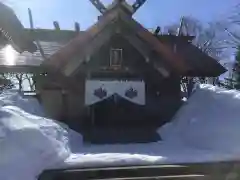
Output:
[91, 175, 206, 180]
[39, 164, 206, 180]
[39, 161, 240, 180]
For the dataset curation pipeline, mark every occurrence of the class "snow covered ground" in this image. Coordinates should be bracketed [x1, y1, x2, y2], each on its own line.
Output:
[161, 84, 240, 154]
[0, 90, 70, 180]
[1, 85, 240, 180]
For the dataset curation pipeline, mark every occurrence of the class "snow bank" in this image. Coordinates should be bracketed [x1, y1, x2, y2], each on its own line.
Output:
[61, 142, 238, 169]
[160, 84, 240, 154]
[0, 90, 45, 116]
[59, 84, 240, 168]
[0, 90, 71, 180]
[2, 85, 240, 179]
[68, 129, 83, 152]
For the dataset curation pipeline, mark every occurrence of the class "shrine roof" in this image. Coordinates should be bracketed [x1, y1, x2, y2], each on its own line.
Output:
[0, 22, 226, 76]
[41, 8, 191, 76]
[0, 1, 226, 76]
[40, 7, 226, 77]
[0, 29, 85, 72]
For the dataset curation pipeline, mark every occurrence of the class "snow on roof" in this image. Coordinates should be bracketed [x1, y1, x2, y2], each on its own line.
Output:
[0, 41, 65, 67]
[0, 2, 37, 53]
[0, 29, 82, 71]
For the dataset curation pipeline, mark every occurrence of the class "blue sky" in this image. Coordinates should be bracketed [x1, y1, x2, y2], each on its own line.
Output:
[5, 0, 239, 30]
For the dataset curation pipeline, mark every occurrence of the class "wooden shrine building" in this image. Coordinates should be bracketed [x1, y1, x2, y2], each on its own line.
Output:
[0, 0, 226, 143]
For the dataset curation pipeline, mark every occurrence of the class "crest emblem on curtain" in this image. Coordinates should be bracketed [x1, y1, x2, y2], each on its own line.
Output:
[85, 80, 145, 106]
[94, 87, 107, 99]
[125, 87, 138, 99]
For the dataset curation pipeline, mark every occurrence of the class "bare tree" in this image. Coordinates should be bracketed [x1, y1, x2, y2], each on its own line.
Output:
[25, 73, 36, 91]
[14, 73, 36, 91]
[165, 16, 229, 97]
[0, 72, 37, 92]
[2, 72, 28, 91]
[166, 16, 227, 61]
[0, 72, 14, 91]
[228, 3, 240, 26]
[213, 4, 240, 88]
[14, 73, 23, 91]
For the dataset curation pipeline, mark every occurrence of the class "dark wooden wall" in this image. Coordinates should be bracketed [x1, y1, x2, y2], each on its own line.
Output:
[38, 35, 182, 129]
[85, 35, 150, 77]
[79, 35, 182, 127]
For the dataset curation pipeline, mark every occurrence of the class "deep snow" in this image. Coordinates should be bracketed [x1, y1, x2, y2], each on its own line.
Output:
[1, 85, 240, 180]
[0, 90, 71, 180]
[160, 84, 240, 154]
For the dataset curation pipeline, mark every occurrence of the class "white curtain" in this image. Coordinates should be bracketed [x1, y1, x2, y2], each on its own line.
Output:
[85, 80, 145, 106]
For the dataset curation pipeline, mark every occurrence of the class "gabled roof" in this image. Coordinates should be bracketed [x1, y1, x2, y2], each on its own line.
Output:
[42, 8, 122, 71]
[157, 36, 227, 76]
[176, 42, 227, 76]
[156, 34, 195, 44]
[0, 41, 64, 72]
[43, 4, 226, 77]
[42, 5, 192, 76]
[0, 29, 83, 72]
[25, 28, 83, 42]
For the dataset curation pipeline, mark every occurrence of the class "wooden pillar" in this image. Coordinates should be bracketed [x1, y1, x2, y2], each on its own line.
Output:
[61, 89, 68, 122]
[91, 106, 95, 127]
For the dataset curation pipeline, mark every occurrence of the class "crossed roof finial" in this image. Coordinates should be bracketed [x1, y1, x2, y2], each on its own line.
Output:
[89, 0, 147, 15]
[89, 0, 107, 14]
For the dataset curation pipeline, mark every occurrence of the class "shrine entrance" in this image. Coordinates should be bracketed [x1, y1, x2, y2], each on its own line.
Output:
[83, 80, 160, 143]
[91, 94, 144, 127]
[85, 80, 146, 128]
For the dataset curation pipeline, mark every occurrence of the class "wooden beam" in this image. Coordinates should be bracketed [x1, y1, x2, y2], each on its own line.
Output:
[0, 65, 43, 73]
[63, 22, 118, 76]
[119, 11, 191, 74]
[45, 8, 119, 70]
[28, 8, 34, 29]
[53, 21, 60, 30]
[123, 33, 151, 58]
[153, 62, 170, 77]
[122, 29, 170, 78]
[28, 8, 47, 60]
[75, 22, 80, 32]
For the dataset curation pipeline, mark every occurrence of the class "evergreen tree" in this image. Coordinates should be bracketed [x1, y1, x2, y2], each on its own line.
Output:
[234, 46, 240, 89]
